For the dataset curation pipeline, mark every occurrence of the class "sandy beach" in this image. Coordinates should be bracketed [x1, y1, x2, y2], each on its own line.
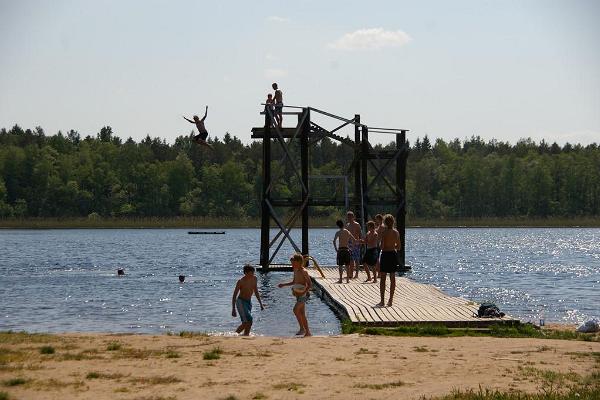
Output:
[1, 329, 598, 400]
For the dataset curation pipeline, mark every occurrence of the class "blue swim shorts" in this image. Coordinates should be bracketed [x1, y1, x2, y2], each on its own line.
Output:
[350, 243, 362, 262]
[236, 297, 253, 323]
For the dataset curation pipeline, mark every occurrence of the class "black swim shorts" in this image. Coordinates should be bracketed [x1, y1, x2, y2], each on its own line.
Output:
[337, 247, 351, 266]
[379, 250, 398, 273]
[195, 131, 208, 141]
[362, 247, 378, 266]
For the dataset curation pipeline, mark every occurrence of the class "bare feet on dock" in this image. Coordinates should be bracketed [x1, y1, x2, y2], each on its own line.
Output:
[387, 300, 394, 307]
[376, 302, 384, 307]
[337, 279, 343, 284]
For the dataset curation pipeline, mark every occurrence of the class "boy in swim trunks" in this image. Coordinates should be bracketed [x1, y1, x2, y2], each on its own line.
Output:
[361, 220, 378, 283]
[183, 106, 213, 149]
[333, 219, 357, 283]
[231, 265, 264, 336]
[272, 83, 283, 128]
[378, 214, 401, 307]
[374, 213, 385, 282]
[345, 211, 363, 279]
[278, 253, 312, 337]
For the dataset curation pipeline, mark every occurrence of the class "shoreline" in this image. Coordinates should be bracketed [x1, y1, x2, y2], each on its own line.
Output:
[1, 216, 600, 229]
[0, 330, 598, 400]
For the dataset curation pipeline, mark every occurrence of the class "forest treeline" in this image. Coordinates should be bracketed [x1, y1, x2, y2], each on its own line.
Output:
[0, 124, 598, 221]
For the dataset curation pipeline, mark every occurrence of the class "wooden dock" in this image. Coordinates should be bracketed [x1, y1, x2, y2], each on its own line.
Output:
[306, 266, 517, 328]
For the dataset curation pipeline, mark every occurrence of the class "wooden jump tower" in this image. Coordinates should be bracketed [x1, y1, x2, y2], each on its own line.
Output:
[251, 105, 409, 271]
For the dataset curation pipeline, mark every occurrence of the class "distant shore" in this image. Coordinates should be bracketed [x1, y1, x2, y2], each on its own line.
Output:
[0, 329, 598, 400]
[1, 216, 599, 229]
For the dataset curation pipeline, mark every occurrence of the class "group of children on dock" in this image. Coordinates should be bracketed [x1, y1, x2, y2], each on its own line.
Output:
[333, 212, 402, 307]
[232, 210, 401, 337]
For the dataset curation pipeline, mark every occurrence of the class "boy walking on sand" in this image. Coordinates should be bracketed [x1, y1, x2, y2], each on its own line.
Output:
[232, 265, 264, 336]
[278, 253, 312, 337]
[333, 219, 357, 283]
[361, 221, 378, 282]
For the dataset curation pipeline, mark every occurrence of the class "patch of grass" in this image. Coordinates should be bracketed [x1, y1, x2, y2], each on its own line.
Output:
[343, 322, 599, 342]
[179, 331, 210, 338]
[114, 386, 129, 393]
[2, 378, 28, 387]
[39, 345, 55, 354]
[413, 346, 429, 352]
[106, 342, 121, 351]
[86, 371, 125, 380]
[0, 391, 9, 400]
[0, 331, 58, 345]
[252, 393, 268, 399]
[29, 378, 85, 390]
[60, 349, 103, 361]
[165, 350, 181, 358]
[129, 375, 182, 385]
[272, 382, 306, 392]
[427, 384, 600, 399]
[203, 347, 223, 360]
[131, 397, 176, 400]
[334, 357, 345, 361]
[0, 348, 27, 365]
[355, 347, 378, 355]
[353, 380, 404, 390]
[219, 396, 239, 400]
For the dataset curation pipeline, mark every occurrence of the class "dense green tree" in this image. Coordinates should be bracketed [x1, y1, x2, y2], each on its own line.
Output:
[0, 124, 598, 220]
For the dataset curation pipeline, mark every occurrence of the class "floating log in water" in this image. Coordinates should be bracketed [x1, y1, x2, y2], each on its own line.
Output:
[187, 231, 226, 235]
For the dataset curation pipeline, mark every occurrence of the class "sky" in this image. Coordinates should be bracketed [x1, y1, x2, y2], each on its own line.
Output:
[0, 0, 598, 146]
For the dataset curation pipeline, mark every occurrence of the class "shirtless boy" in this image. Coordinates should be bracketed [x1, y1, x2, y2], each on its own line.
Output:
[278, 253, 312, 337]
[346, 211, 363, 279]
[374, 213, 385, 282]
[272, 83, 283, 128]
[361, 221, 378, 282]
[378, 214, 401, 307]
[333, 219, 357, 283]
[183, 106, 213, 148]
[231, 265, 264, 336]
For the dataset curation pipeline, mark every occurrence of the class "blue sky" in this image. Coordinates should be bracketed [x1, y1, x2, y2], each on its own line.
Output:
[0, 0, 598, 145]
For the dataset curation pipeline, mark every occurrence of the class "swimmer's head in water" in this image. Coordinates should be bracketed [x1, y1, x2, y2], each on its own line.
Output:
[272, 82, 278, 90]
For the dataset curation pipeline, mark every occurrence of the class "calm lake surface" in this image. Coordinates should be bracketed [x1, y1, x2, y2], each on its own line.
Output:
[0, 228, 598, 335]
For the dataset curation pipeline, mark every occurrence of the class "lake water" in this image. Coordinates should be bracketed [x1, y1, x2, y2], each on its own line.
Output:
[0, 228, 598, 335]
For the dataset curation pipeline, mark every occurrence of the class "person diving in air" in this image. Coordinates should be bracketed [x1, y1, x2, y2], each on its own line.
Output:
[183, 105, 213, 148]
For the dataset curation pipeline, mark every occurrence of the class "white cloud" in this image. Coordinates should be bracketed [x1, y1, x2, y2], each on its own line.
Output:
[267, 16, 290, 23]
[329, 28, 411, 51]
[264, 68, 288, 79]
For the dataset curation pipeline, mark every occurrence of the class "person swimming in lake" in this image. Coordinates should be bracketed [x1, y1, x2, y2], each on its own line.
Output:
[231, 265, 264, 336]
[278, 253, 311, 337]
[183, 106, 213, 148]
